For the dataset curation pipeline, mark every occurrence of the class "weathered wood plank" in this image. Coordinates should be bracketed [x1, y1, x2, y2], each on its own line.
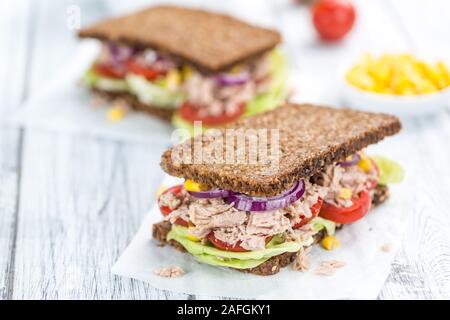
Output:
[379, 115, 450, 299]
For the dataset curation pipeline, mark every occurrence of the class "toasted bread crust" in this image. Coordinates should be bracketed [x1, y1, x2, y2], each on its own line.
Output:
[151, 185, 389, 276]
[91, 88, 174, 121]
[161, 104, 401, 196]
[78, 5, 281, 73]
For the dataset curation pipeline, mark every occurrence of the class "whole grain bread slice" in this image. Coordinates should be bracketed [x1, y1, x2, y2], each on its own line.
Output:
[151, 184, 390, 276]
[161, 104, 401, 196]
[78, 5, 281, 73]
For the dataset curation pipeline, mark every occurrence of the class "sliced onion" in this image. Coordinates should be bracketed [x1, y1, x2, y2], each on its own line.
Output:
[213, 72, 250, 86]
[188, 189, 230, 199]
[337, 154, 361, 167]
[225, 180, 305, 212]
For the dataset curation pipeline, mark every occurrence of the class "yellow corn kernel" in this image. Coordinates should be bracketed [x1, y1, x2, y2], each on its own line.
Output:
[321, 236, 340, 251]
[187, 223, 200, 241]
[358, 158, 373, 173]
[436, 62, 450, 88]
[338, 188, 352, 200]
[107, 106, 126, 122]
[184, 179, 207, 192]
[346, 66, 375, 90]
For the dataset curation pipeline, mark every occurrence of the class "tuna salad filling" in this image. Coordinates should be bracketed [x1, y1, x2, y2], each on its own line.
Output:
[83, 42, 287, 126]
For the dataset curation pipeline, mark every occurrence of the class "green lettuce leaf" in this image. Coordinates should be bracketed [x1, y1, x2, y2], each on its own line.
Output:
[371, 156, 405, 185]
[166, 225, 311, 269]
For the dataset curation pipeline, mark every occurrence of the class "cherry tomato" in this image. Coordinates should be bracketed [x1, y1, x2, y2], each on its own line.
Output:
[179, 102, 245, 126]
[127, 59, 166, 81]
[94, 63, 126, 79]
[319, 190, 371, 224]
[207, 233, 273, 252]
[158, 184, 188, 227]
[312, 0, 356, 41]
[292, 198, 324, 229]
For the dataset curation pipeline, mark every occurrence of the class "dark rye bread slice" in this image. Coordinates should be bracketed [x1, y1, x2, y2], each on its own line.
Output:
[152, 185, 389, 276]
[78, 5, 281, 73]
[161, 104, 401, 197]
[91, 88, 174, 121]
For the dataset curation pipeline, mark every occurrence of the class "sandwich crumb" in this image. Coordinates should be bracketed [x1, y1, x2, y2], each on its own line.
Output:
[293, 247, 311, 272]
[314, 260, 346, 276]
[153, 266, 185, 278]
[381, 242, 393, 252]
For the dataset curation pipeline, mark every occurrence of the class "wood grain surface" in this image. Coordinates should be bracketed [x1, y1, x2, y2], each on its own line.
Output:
[0, 0, 449, 299]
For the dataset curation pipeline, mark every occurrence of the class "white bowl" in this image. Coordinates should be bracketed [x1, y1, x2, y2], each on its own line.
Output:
[338, 56, 450, 117]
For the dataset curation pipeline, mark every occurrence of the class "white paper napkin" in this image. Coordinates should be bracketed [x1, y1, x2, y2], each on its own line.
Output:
[112, 174, 410, 299]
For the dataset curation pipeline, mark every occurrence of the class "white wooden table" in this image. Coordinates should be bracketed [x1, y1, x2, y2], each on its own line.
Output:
[1, 0, 450, 299]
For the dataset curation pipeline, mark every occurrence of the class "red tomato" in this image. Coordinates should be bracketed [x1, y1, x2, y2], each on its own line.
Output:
[208, 233, 273, 252]
[312, 0, 356, 41]
[319, 191, 371, 224]
[179, 102, 245, 126]
[127, 59, 166, 81]
[292, 198, 324, 229]
[158, 184, 188, 227]
[94, 63, 126, 79]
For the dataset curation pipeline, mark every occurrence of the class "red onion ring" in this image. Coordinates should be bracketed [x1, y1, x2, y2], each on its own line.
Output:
[213, 72, 250, 86]
[225, 180, 305, 212]
[337, 154, 361, 167]
[188, 189, 230, 199]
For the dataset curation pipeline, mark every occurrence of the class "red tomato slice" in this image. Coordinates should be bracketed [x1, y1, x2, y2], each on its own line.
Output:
[94, 63, 126, 79]
[126, 59, 166, 81]
[319, 191, 371, 224]
[179, 102, 245, 126]
[158, 184, 188, 227]
[208, 233, 273, 252]
[312, 0, 356, 42]
[292, 198, 323, 229]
